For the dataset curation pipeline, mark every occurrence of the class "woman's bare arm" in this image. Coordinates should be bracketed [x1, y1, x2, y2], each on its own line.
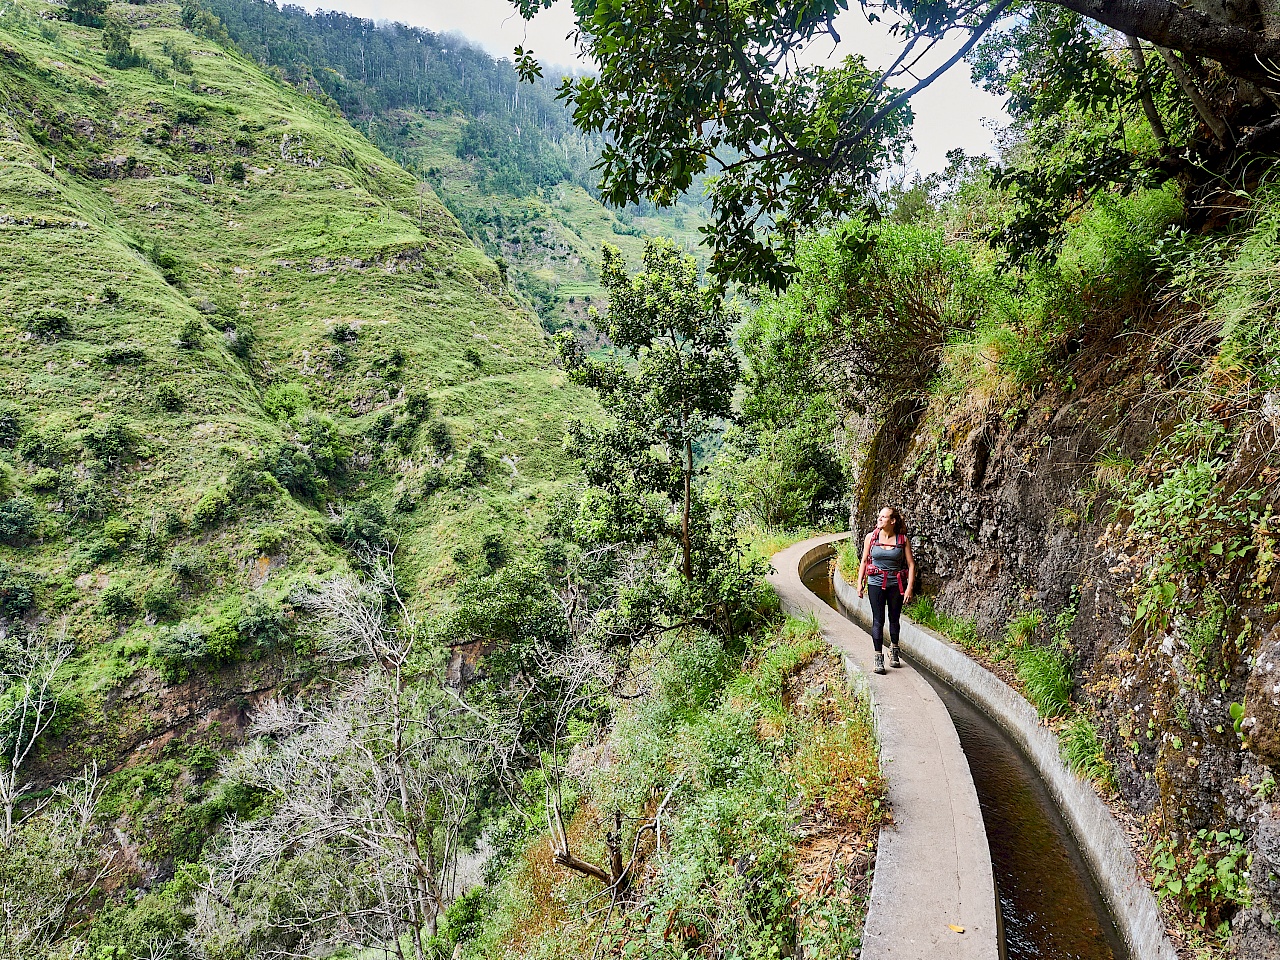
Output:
[857, 534, 872, 596]
[903, 537, 917, 602]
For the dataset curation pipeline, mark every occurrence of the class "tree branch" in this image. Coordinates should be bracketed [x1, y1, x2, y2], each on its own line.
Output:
[1055, 0, 1280, 87]
[836, 0, 1012, 163]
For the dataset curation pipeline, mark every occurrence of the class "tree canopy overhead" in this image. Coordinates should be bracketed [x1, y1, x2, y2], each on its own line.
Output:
[509, 0, 1280, 287]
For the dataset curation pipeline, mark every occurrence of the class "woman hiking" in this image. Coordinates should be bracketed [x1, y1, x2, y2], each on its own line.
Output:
[856, 506, 916, 675]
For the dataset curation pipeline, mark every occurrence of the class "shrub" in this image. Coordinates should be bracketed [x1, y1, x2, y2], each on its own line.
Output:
[192, 487, 230, 528]
[82, 415, 137, 464]
[46, 579, 78, 613]
[100, 344, 146, 365]
[102, 517, 133, 546]
[299, 413, 349, 474]
[421, 466, 445, 496]
[168, 547, 206, 580]
[254, 527, 287, 555]
[394, 490, 417, 513]
[24, 308, 72, 340]
[0, 565, 35, 621]
[481, 532, 506, 569]
[751, 220, 977, 408]
[262, 383, 309, 421]
[1014, 645, 1074, 717]
[156, 383, 185, 412]
[329, 345, 350, 368]
[225, 321, 256, 360]
[0, 404, 20, 448]
[63, 0, 108, 25]
[145, 241, 180, 283]
[464, 446, 488, 482]
[18, 428, 65, 466]
[426, 420, 453, 456]
[138, 518, 167, 561]
[229, 160, 246, 183]
[387, 417, 419, 454]
[64, 476, 112, 521]
[462, 345, 482, 366]
[238, 596, 288, 654]
[1059, 715, 1115, 790]
[659, 630, 735, 712]
[28, 468, 59, 493]
[329, 499, 389, 551]
[176, 318, 203, 349]
[204, 613, 240, 662]
[103, 14, 146, 69]
[404, 390, 431, 422]
[155, 622, 206, 682]
[365, 411, 394, 443]
[163, 39, 194, 73]
[99, 582, 137, 620]
[329, 322, 358, 343]
[0, 498, 36, 545]
[143, 581, 181, 621]
[268, 442, 319, 498]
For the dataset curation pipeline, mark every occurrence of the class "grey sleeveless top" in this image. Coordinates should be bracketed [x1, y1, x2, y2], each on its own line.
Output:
[869, 534, 907, 574]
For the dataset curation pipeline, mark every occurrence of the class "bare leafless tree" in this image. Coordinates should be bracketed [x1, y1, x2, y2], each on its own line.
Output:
[0, 763, 117, 958]
[0, 629, 74, 844]
[190, 552, 494, 960]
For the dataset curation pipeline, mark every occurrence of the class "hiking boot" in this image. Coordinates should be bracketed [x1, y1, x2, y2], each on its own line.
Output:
[890, 643, 902, 668]
[874, 652, 886, 675]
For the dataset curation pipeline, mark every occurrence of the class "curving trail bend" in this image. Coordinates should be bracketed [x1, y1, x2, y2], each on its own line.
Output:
[768, 533, 1000, 960]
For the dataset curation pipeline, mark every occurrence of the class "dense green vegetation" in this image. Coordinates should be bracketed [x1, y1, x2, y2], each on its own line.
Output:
[0, 6, 869, 949]
[0, 1, 612, 952]
[8, 0, 1280, 955]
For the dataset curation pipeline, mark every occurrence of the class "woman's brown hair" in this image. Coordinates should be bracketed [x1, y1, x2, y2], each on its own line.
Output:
[883, 506, 907, 537]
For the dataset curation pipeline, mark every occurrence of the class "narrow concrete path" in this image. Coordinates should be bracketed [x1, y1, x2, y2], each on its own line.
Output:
[768, 534, 999, 960]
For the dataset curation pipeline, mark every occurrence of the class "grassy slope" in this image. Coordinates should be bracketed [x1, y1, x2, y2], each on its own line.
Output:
[391, 111, 707, 334]
[0, 0, 592, 717]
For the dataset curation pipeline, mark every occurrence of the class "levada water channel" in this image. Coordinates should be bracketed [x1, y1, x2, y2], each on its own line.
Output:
[800, 556, 1128, 960]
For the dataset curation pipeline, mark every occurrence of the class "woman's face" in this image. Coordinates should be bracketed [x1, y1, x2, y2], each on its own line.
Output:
[878, 509, 894, 531]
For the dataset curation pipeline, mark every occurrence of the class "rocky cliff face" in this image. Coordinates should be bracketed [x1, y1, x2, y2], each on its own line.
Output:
[851, 329, 1280, 955]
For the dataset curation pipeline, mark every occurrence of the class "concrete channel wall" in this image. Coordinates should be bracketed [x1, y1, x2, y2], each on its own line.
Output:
[827, 554, 1178, 960]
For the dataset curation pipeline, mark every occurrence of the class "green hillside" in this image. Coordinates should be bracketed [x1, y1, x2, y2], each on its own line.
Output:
[0, 0, 591, 752]
[198, 0, 709, 333]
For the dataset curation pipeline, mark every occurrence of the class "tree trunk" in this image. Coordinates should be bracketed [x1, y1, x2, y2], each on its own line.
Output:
[682, 436, 693, 581]
[1156, 45, 1231, 145]
[1262, 0, 1280, 40]
[1127, 36, 1170, 146]
[1052, 0, 1280, 88]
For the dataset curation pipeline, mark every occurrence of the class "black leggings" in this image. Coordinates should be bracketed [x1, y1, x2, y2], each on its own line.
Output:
[868, 582, 904, 653]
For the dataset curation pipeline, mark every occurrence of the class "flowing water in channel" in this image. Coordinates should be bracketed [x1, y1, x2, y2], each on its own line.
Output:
[799, 558, 1127, 960]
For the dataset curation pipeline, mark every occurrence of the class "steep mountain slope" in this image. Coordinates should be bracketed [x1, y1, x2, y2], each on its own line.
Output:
[0, 0, 592, 777]
[199, 0, 708, 334]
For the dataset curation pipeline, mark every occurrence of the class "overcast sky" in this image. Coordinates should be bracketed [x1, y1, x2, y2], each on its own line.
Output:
[298, 0, 1008, 176]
